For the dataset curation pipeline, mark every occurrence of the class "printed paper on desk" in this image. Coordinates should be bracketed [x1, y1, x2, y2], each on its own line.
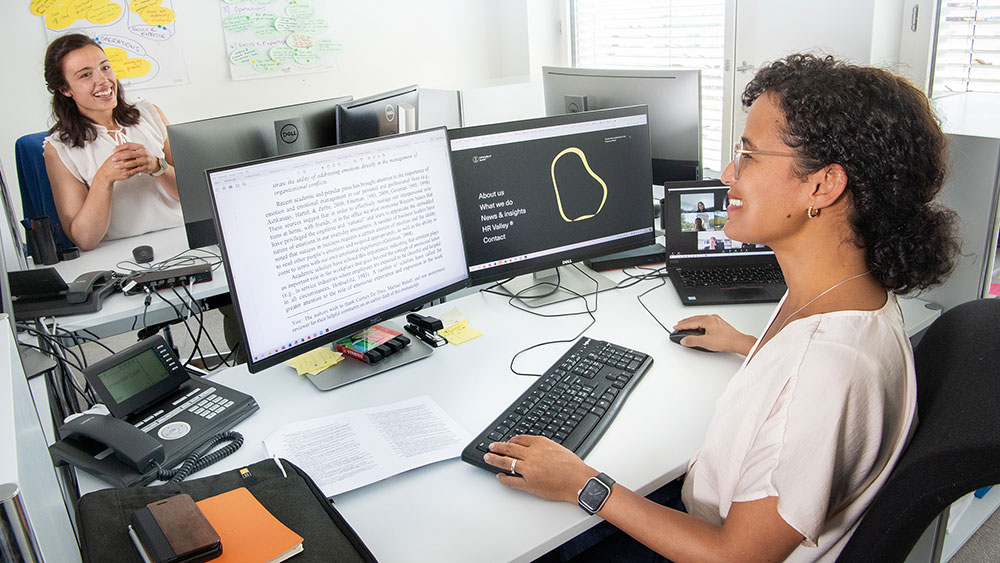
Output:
[263, 396, 471, 498]
[438, 320, 483, 345]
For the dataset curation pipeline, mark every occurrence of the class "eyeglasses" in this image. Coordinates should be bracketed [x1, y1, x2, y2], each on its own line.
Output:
[732, 141, 798, 179]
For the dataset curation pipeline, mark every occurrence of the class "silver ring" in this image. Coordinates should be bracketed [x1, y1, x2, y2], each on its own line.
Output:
[510, 459, 518, 476]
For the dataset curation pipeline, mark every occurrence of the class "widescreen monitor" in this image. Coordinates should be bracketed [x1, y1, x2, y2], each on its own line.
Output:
[449, 106, 655, 300]
[168, 95, 351, 249]
[542, 66, 701, 184]
[207, 128, 469, 376]
[335, 85, 418, 144]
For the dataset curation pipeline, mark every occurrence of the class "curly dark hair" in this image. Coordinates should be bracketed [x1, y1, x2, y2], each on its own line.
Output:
[743, 53, 959, 294]
[44, 33, 140, 148]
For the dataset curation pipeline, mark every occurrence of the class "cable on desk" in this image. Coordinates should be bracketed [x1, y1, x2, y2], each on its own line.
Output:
[147, 289, 212, 370]
[175, 285, 231, 370]
[147, 287, 232, 372]
[501, 265, 600, 377]
[115, 247, 223, 276]
[17, 324, 97, 413]
[79, 328, 118, 355]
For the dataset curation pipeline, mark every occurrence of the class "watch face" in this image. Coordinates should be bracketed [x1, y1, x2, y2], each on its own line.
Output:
[579, 478, 611, 513]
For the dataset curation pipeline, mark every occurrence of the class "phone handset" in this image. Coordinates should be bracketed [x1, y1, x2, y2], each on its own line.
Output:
[66, 270, 113, 303]
[54, 413, 164, 473]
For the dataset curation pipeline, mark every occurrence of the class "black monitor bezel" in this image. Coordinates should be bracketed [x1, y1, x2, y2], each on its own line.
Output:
[168, 95, 352, 249]
[206, 126, 470, 374]
[448, 105, 656, 286]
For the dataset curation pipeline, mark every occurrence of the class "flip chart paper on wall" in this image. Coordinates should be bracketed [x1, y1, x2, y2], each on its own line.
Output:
[219, 0, 342, 81]
[31, 0, 190, 90]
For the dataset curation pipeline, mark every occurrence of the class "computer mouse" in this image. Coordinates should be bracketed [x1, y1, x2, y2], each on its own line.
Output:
[669, 328, 714, 353]
[132, 244, 154, 263]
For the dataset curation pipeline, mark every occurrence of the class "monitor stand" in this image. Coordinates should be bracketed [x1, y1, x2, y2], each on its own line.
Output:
[495, 265, 615, 307]
[304, 322, 433, 391]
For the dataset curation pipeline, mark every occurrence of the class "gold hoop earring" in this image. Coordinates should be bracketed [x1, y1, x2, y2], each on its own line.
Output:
[807, 206, 821, 219]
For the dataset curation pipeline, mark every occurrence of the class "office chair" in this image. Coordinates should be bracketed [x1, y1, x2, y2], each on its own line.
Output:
[836, 298, 1000, 563]
[15, 131, 74, 249]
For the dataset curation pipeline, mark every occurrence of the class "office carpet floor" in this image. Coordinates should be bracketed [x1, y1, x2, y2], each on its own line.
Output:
[79, 308, 999, 562]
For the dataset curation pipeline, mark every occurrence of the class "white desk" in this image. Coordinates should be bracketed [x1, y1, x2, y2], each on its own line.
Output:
[47, 227, 230, 337]
[74, 273, 941, 562]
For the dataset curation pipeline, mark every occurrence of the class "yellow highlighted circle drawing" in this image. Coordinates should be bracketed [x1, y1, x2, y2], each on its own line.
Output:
[130, 0, 161, 14]
[121, 57, 151, 77]
[104, 47, 128, 66]
[105, 47, 151, 78]
[140, 5, 175, 26]
[30, 0, 59, 16]
[69, 0, 95, 19]
[550, 147, 607, 222]
[88, 2, 122, 25]
[45, 7, 76, 30]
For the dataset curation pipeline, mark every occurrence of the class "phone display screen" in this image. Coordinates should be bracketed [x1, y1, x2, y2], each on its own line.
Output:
[97, 348, 171, 404]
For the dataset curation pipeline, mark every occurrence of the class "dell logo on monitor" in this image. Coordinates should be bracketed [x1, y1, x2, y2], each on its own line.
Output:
[280, 123, 299, 144]
[384, 103, 396, 122]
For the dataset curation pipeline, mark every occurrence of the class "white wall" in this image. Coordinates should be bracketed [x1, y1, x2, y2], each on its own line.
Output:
[0, 1, 565, 229]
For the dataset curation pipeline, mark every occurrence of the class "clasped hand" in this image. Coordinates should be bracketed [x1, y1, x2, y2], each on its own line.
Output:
[96, 142, 159, 184]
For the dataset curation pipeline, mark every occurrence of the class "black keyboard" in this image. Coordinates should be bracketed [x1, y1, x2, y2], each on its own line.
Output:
[461, 337, 653, 473]
[676, 264, 785, 287]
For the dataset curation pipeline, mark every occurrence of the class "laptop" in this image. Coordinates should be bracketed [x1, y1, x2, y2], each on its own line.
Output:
[662, 180, 786, 305]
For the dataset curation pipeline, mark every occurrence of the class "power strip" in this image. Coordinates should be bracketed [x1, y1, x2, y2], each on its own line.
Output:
[122, 264, 213, 296]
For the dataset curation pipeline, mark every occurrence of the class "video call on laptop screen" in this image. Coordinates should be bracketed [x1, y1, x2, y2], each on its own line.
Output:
[664, 181, 774, 260]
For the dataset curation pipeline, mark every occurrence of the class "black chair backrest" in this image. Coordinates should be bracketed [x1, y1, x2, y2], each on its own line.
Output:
[837, 298, 1000, 562]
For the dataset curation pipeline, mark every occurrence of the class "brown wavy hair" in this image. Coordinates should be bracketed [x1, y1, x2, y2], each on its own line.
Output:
[44, 33, 140, 148]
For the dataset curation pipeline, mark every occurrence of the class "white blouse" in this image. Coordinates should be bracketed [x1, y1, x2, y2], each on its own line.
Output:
[681, 293, 917, 562]
[44, 99, 182, 242]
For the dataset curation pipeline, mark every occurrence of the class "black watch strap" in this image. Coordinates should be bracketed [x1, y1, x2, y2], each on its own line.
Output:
[577, 472, 616, 515]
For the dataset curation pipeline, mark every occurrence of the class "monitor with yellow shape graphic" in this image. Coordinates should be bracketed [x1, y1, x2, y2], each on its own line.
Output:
[550, 147, 607, 222]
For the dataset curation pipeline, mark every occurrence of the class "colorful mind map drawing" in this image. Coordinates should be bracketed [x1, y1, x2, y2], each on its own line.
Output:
[31, 0, 188, 90]
[221, 0, 343, 80]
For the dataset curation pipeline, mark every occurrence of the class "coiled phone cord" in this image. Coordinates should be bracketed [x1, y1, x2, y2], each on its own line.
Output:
[154, 431, 244, 483]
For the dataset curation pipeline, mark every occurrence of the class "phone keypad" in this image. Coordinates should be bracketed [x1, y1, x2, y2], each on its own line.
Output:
[189, 394, 234, 420]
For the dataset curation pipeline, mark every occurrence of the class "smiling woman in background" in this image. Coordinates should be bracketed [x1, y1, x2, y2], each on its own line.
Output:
[42, 33, 182, 251]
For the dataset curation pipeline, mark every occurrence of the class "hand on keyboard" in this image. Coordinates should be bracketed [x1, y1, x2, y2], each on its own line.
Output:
[460, 337, 652, 474]
[483, 434, 598, 504]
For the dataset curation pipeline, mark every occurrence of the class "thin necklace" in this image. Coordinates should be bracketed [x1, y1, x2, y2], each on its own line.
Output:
[778, 270, 872, 330]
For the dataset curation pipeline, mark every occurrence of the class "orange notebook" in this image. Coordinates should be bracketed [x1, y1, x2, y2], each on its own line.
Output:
[196, 487, 303, 563]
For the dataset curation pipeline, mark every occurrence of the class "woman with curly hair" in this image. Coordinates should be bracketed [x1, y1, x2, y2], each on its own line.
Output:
[483, 54, 959, 562]
[42, 33, 182, 250]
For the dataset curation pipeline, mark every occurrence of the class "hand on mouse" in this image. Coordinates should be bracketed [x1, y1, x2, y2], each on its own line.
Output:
[672, 314, 756, 356]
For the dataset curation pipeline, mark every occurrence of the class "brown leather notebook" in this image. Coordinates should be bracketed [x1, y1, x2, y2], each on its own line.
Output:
[130, 494, 221, 563]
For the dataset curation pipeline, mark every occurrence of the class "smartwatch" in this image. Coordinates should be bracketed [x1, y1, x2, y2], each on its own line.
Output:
[577, 472, 615, 515]
[151, 156, 168, 177]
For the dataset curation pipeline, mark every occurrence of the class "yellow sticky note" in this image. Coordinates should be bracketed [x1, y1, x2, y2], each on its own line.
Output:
[438, 320, 483, 345]
[283, 347, 343, 376]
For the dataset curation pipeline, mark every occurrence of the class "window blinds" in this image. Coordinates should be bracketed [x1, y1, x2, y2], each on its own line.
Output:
[572, 0, 726, 171]
[932, 0, 1000, 95]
